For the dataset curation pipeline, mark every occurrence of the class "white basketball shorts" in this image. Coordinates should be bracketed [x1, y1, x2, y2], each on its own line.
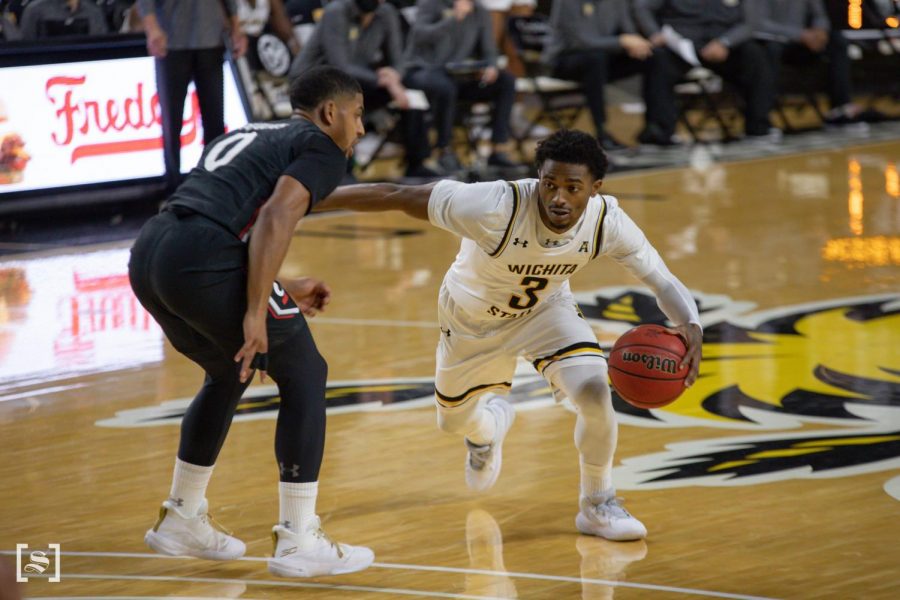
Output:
[434, 285, 605, 407]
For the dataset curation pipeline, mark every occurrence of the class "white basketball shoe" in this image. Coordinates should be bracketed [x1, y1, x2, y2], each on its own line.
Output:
[268, 517, 375, 578]
[576, 492, 647, 541]
[465, 397, 516, 492]
[145, 498, 246, 560]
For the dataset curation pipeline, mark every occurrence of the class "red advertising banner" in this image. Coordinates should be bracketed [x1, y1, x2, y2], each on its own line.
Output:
[0, 57, 248, 193]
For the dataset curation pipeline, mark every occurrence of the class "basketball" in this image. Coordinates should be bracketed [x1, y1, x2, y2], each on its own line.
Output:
[608, 325, 689, 409]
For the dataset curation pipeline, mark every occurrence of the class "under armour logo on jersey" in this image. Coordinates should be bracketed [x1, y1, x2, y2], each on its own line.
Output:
[440, 327, 451, 338]
[279, 462, 300, 478]
[513, 238, 528, 248]
[579, 241, 590, 253]
[545, 239, 562, 247]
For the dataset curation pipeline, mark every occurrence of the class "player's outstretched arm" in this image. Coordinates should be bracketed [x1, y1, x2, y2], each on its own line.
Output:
[603, 205, 703, 386]
[314, 182, 439, 221]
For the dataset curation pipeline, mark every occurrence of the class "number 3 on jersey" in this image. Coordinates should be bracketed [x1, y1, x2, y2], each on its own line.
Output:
[204, 132, 258, 171]
[509, 276, 548, 310]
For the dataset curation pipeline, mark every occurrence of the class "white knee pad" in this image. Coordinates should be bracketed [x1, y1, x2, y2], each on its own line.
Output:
[552, 363, 611, 413]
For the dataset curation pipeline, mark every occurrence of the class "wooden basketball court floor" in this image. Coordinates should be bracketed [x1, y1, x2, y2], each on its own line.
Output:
[1, 141, 898, 600]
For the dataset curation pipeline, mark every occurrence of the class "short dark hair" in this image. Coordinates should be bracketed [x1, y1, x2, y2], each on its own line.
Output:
[534, 129, 609, 180]
[290, 66, 362, 111]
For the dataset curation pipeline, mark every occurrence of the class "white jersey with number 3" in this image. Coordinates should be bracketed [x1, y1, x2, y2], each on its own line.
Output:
[428, 178, 663, 323]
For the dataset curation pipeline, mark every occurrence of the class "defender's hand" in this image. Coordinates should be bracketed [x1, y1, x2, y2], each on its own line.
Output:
[666, 322, 702, 388]
[236, 311, 268, 383]
[283, 277, 331, 317]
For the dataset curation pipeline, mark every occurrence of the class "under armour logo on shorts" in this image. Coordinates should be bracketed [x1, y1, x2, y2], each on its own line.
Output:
[513, 238, 528, 247]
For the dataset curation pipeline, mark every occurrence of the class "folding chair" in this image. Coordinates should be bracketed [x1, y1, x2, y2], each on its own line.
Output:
[506, 14, 585, 150]
[674, 67, 740, 142]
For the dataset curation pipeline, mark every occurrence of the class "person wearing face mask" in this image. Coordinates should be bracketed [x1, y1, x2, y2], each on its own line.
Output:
[129, 66, 374, 580]
[633, 0, 778, 144]
[291, 0, 438, 178]
[542, 0, 660, 151]
[756, 0, 886, 125]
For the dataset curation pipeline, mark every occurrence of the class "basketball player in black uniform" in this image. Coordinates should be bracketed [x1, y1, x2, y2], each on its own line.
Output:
[128, 66, 374, 578]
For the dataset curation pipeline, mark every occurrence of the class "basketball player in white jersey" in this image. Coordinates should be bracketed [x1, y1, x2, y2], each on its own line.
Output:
[318, 129, 702, 540]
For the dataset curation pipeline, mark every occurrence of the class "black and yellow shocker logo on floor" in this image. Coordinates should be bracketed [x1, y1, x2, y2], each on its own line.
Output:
[573, 288, 900, 496]
[614, 429, 900, 489]
[575, 289, 900, 427]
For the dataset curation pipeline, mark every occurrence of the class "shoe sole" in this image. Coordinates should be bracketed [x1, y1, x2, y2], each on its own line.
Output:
[144, 529, 246, 561]
[268, 556, 374, 578]
[574, 513, 647, 542]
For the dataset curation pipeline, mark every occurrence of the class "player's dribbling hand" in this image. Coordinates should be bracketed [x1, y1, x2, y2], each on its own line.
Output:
[236, 311, 268, 383]
[283, 277, 332, 317]
[666, 322, 703, 388]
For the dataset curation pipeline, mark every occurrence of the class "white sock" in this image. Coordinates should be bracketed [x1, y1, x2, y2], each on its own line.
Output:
[279, 481, 318, 539]
[168, 458, 213, 517]
[580, 459, 613, 500]
[465, 405, 497, 446]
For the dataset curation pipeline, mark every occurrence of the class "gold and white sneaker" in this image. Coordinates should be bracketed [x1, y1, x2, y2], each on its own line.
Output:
[576, 492, 647, 541]
[268, 517, 374, 578]
[145, 498, 246, 560]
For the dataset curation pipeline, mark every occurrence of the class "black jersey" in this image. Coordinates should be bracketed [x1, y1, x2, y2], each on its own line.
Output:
[168, 118, 347, 240]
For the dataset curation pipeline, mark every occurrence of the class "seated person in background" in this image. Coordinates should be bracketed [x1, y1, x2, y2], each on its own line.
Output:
[95, 0, 138, 32]
[758, 0, 882, 124]
[290, 0, 437, 178]
[542, 0, 659, 151]
[283, 0, 324, 41]
[238, 0, 300, 55]
[2, 0, 29, 23]
[19, 0, 109, 39]
[0, 9, 21, 41]
[403, 0, 518, 173]
[633, 0, 777, 144]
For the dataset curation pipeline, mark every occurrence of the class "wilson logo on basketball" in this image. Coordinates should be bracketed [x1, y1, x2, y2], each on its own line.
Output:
[620, 351, 678, 374]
